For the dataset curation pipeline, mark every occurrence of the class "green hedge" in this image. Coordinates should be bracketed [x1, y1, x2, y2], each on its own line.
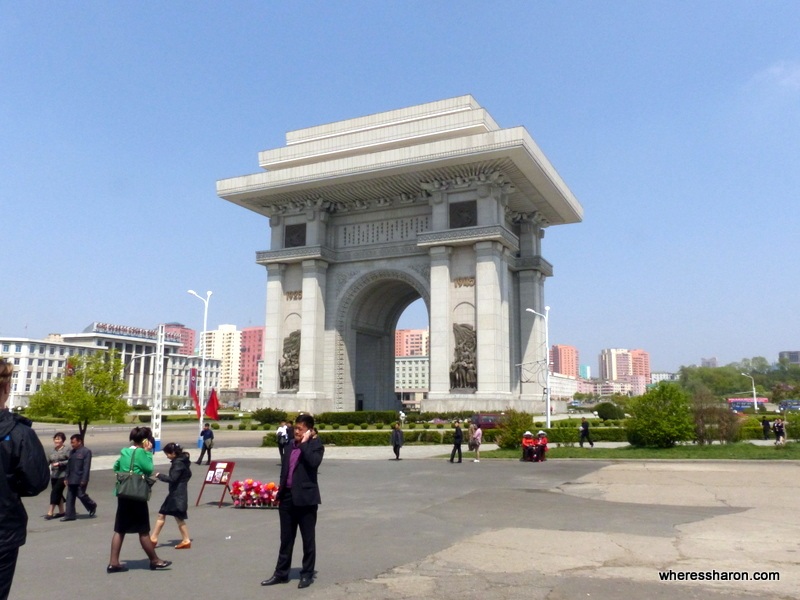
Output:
[315, 411, 398, 425]
[262, 429, 486, 447]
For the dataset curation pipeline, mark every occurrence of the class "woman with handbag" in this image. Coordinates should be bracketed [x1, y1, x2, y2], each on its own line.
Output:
[149, 442, 192, 549]
[107, 426, 171, 573]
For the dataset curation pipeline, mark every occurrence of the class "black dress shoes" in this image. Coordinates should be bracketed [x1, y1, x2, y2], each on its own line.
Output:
[149, 560, 172, 570]
[261, 576, 289, 586]
[106, 564, 128, 573]
[60, 517, 76, 522]
[298, 577, 313, 589]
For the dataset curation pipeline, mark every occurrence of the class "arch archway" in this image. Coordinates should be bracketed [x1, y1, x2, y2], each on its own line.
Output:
[335, 269, 429, 411]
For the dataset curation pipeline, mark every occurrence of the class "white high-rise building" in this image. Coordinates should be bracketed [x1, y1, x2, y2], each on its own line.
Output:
[203, 324, 242, 391]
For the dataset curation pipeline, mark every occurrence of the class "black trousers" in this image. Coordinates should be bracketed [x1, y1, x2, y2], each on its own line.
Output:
[274, 494, 317, 579]
[64, 483, 97, 518]
[393, 444, 401, 459]
[197, 444, 212, 464]
[0, 547, 19, 600]
[450, 443, 462, 462]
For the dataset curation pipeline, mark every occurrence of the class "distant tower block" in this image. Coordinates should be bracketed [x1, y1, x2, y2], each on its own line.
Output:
[217, 96, 583, 413]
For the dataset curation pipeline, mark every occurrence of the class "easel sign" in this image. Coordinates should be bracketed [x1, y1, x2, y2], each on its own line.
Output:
[195, 461, 235, 508]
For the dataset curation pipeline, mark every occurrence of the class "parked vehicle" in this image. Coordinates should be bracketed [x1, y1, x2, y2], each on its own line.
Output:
[779, 399, 800, 412]
[471, 413, 505, 430]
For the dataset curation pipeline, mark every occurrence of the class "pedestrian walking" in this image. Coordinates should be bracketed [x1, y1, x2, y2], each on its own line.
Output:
[449, 421, 463, 463]
[470, 423, 482, 462]
[390, 422, 404, 460]
[107, 426, 171, 573]
[45, 432, 69, 519]
[579, 417, 594, 448]
[61, 434, 98, 521]
[150, 443, 192, 549]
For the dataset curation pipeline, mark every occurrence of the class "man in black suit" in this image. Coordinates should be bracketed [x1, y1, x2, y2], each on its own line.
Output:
[61, 434, 97, 521]
[261, 414, 324, 589]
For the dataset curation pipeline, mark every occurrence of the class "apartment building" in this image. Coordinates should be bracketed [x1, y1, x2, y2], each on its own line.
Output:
[203, 324, 242, 391]
[394, 329, 430, 357]
[239, 326, 265, 391]
[551, 344, 579, 378]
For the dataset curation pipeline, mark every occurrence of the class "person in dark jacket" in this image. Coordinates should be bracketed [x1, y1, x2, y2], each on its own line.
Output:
[150, 442, 193, 549]
[579, 417, 594, 448]
[0, 357, 49, 600]
[61, 433, 97, 521]
[449, 420, 463, 463]
[761, 417, 772, 440]
[390, 422, 404, 460]
[196, 423, 214, 465]
[261, 413, 324, 589]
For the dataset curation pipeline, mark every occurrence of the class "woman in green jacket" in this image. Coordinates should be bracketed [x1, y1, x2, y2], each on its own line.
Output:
[107, 427, 171, 573]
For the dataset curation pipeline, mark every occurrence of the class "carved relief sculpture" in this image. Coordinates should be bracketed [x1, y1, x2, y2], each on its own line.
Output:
[279, 330, 301, 390]
[450, 323, 477, 389]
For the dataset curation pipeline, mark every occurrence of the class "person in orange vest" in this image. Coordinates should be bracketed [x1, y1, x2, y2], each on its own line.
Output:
[521, 431, 536, 461]
[533, 431, 549, 462]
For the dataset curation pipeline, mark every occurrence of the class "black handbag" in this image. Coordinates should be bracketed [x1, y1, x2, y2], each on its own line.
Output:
[116, 447, 155, 502]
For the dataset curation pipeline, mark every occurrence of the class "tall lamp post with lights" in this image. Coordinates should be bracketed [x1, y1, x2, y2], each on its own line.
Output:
[741, 372, 758, 413]
[188, 289, 212, 447]
[526, 306, 551, 428]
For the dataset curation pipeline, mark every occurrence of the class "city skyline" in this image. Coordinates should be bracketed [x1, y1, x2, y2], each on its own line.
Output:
[2, 3, 798, 373]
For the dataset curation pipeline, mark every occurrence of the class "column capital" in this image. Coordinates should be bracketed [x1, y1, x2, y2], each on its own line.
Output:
[474, 240, 501, 255]
[266, 264, 287, 276]
[301, 259, 329, 273]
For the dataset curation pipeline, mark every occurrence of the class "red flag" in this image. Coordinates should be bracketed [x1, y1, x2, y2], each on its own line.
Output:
[189, 368, 201, 419]
[205, 388, 220, 421]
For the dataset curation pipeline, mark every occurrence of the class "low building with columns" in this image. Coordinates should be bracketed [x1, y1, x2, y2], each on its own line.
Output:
[218, 96, 583, 414]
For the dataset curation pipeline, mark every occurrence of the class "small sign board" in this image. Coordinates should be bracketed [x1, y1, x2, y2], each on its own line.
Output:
[195, 461, 235, 508]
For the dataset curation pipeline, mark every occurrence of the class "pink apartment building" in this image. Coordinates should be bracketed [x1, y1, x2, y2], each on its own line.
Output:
[239, 326, 265, 391]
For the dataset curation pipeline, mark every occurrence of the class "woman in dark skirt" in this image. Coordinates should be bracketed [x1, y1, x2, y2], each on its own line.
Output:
[150, 442, 192, 549]
[107, 426, 171, 573]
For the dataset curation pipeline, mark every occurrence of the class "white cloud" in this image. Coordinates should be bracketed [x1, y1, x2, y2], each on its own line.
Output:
[749, 61, 800, 93]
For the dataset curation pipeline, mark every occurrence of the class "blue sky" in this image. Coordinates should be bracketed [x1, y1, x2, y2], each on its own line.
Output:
[1, 1, 798, 373]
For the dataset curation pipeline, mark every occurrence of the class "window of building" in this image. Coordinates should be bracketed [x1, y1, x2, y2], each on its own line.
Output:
[14, 344, 21, 352]
[2, 344, 8, 352]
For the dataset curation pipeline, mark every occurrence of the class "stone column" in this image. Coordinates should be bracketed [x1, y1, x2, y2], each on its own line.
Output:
[474, 240, 510, 394]
[262, 264, 285, 395]
[428, 246, 452, 396]
[518, 269, 546, 404]
[299, 259, 327, 396]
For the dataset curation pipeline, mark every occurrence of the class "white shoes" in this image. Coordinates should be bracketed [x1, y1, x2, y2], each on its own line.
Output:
[473, 459, 480, 463]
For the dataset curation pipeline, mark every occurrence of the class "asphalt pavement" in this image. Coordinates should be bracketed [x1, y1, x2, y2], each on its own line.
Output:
[14, 434, 800, 600]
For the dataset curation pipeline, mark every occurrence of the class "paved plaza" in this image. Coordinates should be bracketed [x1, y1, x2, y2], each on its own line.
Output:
[15, 445, 800, 600]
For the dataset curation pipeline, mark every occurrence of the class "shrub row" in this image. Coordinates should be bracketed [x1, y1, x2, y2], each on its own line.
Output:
[262, 428, 500, 447]
[315, 411, 398, 425]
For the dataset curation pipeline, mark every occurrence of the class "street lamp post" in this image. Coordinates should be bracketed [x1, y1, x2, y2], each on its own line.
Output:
[526, 306, 551, 428]
[741, 372, 758, 413]
[188, 289, 212, 447]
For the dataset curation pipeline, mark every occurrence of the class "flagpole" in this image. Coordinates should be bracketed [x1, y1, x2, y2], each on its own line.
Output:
[188, 289, 212, 448]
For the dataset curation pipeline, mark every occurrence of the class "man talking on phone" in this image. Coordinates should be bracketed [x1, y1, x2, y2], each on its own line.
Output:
[261, 413, 324, 589]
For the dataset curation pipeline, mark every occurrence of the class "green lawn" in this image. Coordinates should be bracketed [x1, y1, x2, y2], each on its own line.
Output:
[483, 442, 800, 460]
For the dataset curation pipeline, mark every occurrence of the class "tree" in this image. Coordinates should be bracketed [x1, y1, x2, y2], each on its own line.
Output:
[28, 351, 129, 437]
[625, 382, 694, 448]
[495, 409, 534, 450]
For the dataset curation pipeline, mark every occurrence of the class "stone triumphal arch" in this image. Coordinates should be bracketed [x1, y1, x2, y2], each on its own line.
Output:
[217, 96, 583, 414]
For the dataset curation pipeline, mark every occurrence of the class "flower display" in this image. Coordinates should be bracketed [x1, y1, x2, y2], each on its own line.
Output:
[230, 479, 280, 508]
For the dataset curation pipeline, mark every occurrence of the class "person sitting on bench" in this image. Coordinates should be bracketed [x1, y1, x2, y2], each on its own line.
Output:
[533, 430, 549, 462]
[521, 431, 536, 461]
